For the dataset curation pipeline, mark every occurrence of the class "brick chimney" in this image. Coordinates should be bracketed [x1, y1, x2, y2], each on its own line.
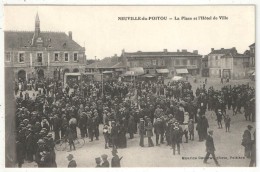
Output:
[69, 31, 72, 40]
[193, 50, 198, 54]
[177, 49, 180, 52]
[182, 49, 187, 52]
[211, 48, 214, 52]
[163, 49, 167, 53]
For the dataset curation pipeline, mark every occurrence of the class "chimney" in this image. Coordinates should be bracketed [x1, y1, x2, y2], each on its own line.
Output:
[68, 31, 72, 40]
[221, 48, 224, 50]
[193, 50, 198, 54]
[114, 54, 117, 57]
[177, 49, 180, 52]
[182, 49, 187, 52]
[163, 49, 167, 53]
[211, 48, 214, 52]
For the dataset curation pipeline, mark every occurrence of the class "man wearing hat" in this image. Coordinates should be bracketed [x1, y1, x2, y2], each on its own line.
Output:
[216, 109, 223, 129]
[154, 118, 163, 146]
[101, 154, 109, 167]
[110, 121, 119, 149]
[145, 118, 154, 147]
[242, 125, 253, 158]
[67, 154, 77, 167]
[111, 148, 123, 167]
[203, 130, 220, 166]
[25, 128, 34, 162]
[95, 157, 102, 167]
[139, 118, 145, 147]
[171, 123, 182, 155]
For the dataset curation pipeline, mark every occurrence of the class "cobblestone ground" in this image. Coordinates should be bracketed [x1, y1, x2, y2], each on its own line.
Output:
[18, 78, 256, 167]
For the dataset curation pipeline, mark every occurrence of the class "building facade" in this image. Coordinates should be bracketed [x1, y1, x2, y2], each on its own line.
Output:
[208, 47, 250, 79]
[4, 13, 86, 81]
[121, 49, 202, 77]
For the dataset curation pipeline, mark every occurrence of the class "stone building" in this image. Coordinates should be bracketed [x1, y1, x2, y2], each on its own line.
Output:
[121, 49, 202, 77]
[4, 13, 86, 81]
[208, 47, 250, 79]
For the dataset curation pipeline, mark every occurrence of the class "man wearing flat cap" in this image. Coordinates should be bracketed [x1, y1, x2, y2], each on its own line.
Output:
[111, 148, 122, 167]
[203, 130, 220, 166]
[101, 154, 109, 167]
[242, 125, 253, 158]
[67, 154, 77, 167]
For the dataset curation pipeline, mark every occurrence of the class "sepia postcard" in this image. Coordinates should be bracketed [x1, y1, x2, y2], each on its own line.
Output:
[2, 3, 257, 169]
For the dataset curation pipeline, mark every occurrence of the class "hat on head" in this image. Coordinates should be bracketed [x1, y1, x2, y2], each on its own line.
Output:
[101, 154, 108, 159]
[37, 139, 45, 144]
[247, 125, 253, 129]
[67, 154, 73, 159]
[112, 148, 118, 154]
[95, 157, 101, 163]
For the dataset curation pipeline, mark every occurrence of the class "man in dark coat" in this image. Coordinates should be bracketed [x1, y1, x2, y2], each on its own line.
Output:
[203, 130, 220, 166]
[95, 157, 102, 167]
[111, 148, 122, 167]
[25, 129, 34, 162]
[139, 118, 145, 147]
[101, 154, 109, 167]
[154, 118, 163, 146]
[53, 114, 61, 141]
[145, 119, 154, 147]
[110, 121, 119, 149]
[128, 114, 135, 139]
[171, 122, 182, 155]
[67, 154, 77, 167]
[16, 139, 25, 167]
[242, 125, 253, 158]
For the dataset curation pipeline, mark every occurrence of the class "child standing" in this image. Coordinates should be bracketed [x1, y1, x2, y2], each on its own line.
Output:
[188, 119, 194, 140]
[224, 115, 231, 132]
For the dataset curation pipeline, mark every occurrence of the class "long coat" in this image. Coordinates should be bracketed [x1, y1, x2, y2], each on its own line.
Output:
[111, 155, 121, 167]
[205, 134, 215, 154]
[128, 115, 135, 133]
[146, 123, 153, 137]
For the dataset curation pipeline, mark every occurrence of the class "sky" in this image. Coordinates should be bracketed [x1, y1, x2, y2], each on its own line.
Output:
[4, 5, 255, 59]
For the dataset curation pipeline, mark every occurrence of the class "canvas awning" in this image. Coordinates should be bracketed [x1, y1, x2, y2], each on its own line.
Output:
[247, 70, 255, 74]
[156, 69, 169, 74]
[129, 67, 145, 76]
[171, 76, 183, 81]
[176, 68, 188, 74]
[64, 73, 81, 76]
[122, 71, 135, 76]
[102, 71, 114, 74]
[142, 74, 156, 78]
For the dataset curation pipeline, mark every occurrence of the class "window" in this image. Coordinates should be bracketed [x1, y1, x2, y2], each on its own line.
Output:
[182, 59, 187, 65]
[152, 60, 157, 66]
[73, 53, 78, 61]
[37, 53, 43, 62]
[19, 53, 24, 63]
[5, 52, 11, 62]
[64, 53, 69, 62]
[54, 53, 59, 62]
[175, 59, 180, 65]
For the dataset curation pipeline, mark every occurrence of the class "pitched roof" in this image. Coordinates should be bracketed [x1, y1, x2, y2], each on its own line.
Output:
[4, 31, 84, 51]
[209, 48, 237, 55]
[85, 57, 124, 69]
[123, 51, 201, 57]
[232, 53, 250, 58]
[249, 43, 255, 47]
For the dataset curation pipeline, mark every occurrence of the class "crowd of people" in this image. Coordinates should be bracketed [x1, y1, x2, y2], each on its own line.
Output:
[14, 75, 256, 167]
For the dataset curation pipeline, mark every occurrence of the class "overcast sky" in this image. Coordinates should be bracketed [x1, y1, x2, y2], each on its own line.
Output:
[4, 5, 255, 59]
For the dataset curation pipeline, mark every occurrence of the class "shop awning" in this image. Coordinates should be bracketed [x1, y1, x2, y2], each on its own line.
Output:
[129, 67, 145, 76]
[171, 76, 183, 81]
[142, 74, 156, 78]
[176, 68, 188, 74]
[64, 73, 81, 76]
[122, 71, 135, 76]
[247, 70, 255, 74]
[102, 71, 114, 74]
[156, 69, 169, 74]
